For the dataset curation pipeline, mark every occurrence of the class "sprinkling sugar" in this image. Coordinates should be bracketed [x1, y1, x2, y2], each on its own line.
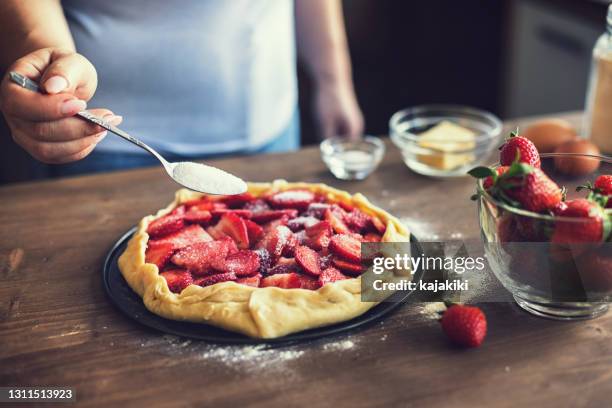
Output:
[172, 162, 246, 195]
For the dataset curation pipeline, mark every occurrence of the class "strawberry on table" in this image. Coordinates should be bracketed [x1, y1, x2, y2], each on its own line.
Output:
[146, 214, 185, 238]
[267, 189, 315, 211]
[294, 245, 321, 276]
[261, 273, 302, 289]
[440, 304, 487, 348]
[499, 130, 541, 168]
[221, 250, 260, 277]
[329, 234, 362, 262]
[160, 269, 193, 293]
[318, 267, 349, 286]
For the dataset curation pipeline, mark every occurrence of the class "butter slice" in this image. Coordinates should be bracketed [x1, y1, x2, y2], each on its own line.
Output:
[417, 121, 476, 170]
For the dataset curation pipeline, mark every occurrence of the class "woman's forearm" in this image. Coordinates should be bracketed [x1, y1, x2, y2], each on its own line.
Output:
[0, 0, 74, 69]
[295, 0, 353, 87]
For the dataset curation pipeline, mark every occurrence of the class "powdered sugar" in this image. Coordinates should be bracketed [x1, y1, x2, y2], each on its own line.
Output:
[172, 162, 247, 195]
[322, 339, 356, 351]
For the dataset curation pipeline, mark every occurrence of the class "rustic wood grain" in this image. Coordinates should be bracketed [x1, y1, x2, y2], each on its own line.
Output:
[2, 112, 611, 408]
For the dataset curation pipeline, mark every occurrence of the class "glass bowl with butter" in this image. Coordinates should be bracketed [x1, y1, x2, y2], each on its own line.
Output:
[389, 105, 502, 177]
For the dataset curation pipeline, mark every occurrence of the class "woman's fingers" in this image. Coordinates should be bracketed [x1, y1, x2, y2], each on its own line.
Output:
[10, 109, 122, 142]
[12, 130, 108, 164]
[40, 50, 98, 100]
[0, 48, 97, 122]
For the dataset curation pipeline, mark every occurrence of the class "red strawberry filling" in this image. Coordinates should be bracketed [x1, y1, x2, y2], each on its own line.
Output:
[144, 191, 386, 292]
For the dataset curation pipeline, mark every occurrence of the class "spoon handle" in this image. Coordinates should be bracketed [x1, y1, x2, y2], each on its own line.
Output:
[8, 71, 168, 165]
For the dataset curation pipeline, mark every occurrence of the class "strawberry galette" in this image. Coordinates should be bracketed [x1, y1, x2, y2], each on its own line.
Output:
[119, 180, 410, 338]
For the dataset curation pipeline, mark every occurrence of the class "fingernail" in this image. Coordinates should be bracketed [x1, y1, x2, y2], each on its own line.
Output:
[95, 131, 108, 142]
[45, 76, 68, 94]
[103, 114, 123, 126]
[61, 99, 87, 115]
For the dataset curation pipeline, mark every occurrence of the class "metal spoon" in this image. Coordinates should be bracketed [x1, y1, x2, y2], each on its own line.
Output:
[9, 71, 247, 195]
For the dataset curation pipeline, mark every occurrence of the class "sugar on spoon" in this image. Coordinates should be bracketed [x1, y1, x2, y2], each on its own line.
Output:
[9, 71, 247, 196]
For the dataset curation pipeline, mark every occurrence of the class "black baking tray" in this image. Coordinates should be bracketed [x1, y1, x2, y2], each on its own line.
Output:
[103, 228, 423, 345]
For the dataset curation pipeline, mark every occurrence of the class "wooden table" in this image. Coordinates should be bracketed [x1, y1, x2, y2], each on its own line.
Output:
[2, 112, 610, 408]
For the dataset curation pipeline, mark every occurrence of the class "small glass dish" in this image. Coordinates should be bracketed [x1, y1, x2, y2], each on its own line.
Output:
[320, 136, 385, 180]
[477, 153, 612, 320]
[389, 105, 503, 177]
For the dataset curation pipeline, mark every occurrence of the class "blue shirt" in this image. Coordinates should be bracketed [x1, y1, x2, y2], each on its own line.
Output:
[62, 0, 298, 155]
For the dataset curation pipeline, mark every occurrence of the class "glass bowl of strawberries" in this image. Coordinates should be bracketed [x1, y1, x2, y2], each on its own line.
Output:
[470, 132, 612, 320]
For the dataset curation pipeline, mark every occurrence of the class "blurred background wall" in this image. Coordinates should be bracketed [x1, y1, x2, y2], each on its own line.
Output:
[1, 0, 610, 183]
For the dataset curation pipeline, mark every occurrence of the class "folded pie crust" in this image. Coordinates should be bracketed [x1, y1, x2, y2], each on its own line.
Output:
[118, 180, 411, 338]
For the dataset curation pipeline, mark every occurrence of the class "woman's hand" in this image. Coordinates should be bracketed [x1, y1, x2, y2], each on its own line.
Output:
[313, 80, 364, 140]
[0, 48, 122, 164]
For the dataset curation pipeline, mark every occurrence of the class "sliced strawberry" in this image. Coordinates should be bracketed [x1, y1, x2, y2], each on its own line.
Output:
[236, 274, 262, 287]
[256, 225, 294, 261]
[171, 205, 186, 216]
[220, 192, 255, 208]
[319, 267, 349, 286]
[184, 209, 212, 225]
[149, 225, 212, 250]
[146, 214, 185, 238]
[267, 189, 315, 210]
[305, 221, 332, 250]
[220, 250, 260, 277]
[194, 272, 237, 287]
[325, 207, 351, 234]
[295, 245, 321, 276]
[329, 234, 361, 262]
[254, 248, 272, 275]
[345, 210, 371, 233]
[297, 274, 321, 290]
[368, 216, 386, 235]
[319, 254, 333, 270]
[268, 262, 300, 276]
[243, 199, 271, 213]
[262, 216, 291, 233]
[160, 269, 193, 293]
[282, 233, 299, 257]
[171, 239, 232, 275]
[332, 257, 366, 276]
[304, 203, 331, 219]
[244, 218, 264, 244]
[208, 212, 250, 249]
[145, 242, 175, 269]
[261, 273, 302, 289]
[287, 216, 320, 232]
[294, 230, 308, 245]
[251, 209, 298, 224]
[362, 233, 382, 242]
[210, 209, 253, 219]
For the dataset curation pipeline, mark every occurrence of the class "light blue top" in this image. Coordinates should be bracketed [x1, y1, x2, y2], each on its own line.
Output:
[62, 0, 298, 155]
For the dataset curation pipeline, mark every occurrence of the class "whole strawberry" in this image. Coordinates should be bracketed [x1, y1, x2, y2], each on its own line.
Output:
[440, 304, 487, 348]
[470, 162, 562, 213]
[594, 175, 612, 195]
[505, 167, 562, 213]
[551, 199, 610, 245]
[499, 131, 541, 168]
[578, 175, 612, 208]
